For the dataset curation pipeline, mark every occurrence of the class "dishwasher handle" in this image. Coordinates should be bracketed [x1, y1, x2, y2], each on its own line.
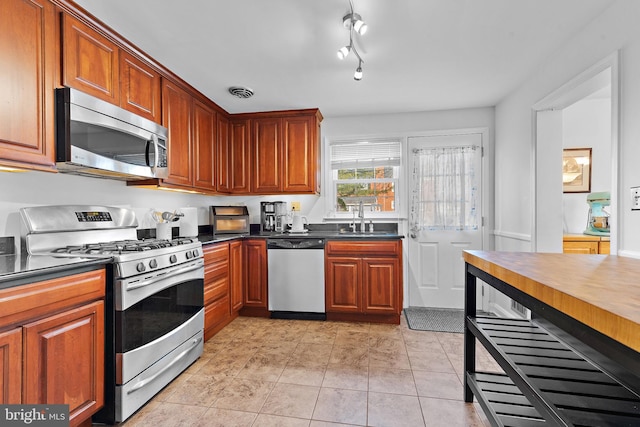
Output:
[267, 239, 325, 249]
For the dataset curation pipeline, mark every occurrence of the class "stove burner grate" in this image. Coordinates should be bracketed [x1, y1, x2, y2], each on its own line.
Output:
[52, 237, 199, 255]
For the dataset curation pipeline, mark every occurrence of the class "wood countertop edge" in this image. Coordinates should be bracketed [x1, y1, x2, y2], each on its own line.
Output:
[463, 251, 640, 353]
[563, 234, 610, 242]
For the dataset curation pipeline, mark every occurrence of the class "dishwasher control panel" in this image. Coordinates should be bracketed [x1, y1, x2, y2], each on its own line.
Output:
[267, 238, 325, 250]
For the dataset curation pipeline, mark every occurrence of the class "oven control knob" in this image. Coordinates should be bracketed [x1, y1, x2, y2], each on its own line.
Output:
[149, 259, 158, 269]
[186, 251, 193, 260]
[136, 262, 146, 272]
[169, 254, 177, 264]
[192, 249, 199, 258]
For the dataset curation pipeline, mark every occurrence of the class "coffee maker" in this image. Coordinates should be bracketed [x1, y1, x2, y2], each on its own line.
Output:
[260, 201, 287, 233]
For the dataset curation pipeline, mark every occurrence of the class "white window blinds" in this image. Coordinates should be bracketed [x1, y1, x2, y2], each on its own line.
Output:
[331, 141, 401, 169]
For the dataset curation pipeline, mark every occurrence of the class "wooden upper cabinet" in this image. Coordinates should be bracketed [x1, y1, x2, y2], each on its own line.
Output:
[193, 99, 217, 191]
[228, 109, 322, 195]
[162, 79, 193, 187]
[0, 0, 56, 171]
[229, 119, 251, 193]
[252, 118, 282, 193]
[63, 14, 119, 104]
[119, 51, 161, 123]
[283, 115, 317, 193]
[216, 114, 231, 193]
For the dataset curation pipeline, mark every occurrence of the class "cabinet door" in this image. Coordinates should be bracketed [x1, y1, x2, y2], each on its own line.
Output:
[229, 240, 244, 312]
[119, 51, 161, 123]
[162, 79, 193, 187]
[193, 99, 217, 192]
[0, 0, 56, 170]
[325, 257, 361, 313]
[282, 115, 315, 193]
[563, 241, 598, 254]
[0, 328, 21, 404]
[362, 257, 400, 314]
[216, 114, 231, 193]
[243, 240, 267, 308]
[252, 118, 281, 193]
[62, 14, 119, 104]
[23, 300, 105, 427]
[229, 119, 251, 193]
[204, 295, 230, 339]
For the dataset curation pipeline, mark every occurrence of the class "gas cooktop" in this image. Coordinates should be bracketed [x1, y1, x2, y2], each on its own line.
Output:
[51, 237, 198, 256]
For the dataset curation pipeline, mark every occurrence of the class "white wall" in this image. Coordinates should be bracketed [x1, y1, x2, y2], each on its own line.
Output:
[495, 0, 640, 257]
[0, 107, 493, 254]
[0, 170, 321, 252]
[562, 97, 611, 234]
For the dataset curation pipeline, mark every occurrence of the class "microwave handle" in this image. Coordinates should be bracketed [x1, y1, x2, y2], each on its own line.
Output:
[145, 134, 160, 172]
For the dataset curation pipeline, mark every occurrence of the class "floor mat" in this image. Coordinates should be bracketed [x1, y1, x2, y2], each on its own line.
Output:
[404, 307, 464, 333]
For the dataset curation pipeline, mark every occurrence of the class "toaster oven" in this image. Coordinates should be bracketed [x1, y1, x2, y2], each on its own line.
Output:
[210, 206, 250, 235]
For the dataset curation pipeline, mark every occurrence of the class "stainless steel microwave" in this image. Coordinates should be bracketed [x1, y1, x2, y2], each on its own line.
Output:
[55, 87, 168, 180]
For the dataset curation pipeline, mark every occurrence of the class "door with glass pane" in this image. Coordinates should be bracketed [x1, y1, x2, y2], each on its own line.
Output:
[408, 133, 483, 309]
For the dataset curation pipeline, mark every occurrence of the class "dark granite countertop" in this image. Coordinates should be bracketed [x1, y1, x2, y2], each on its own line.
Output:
[199, 223, 403, 245]
[0, 253, 111, 290]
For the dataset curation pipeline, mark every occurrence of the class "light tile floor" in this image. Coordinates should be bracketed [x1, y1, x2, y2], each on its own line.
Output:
[118, 315, 501, 427]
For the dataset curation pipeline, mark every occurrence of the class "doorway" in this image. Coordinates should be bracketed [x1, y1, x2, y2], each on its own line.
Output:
[533, 52, 619, 253]
[407, 131, 486, 309]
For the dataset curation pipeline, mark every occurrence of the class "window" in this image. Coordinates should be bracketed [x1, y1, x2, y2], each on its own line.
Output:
[329, 139, 401, 216]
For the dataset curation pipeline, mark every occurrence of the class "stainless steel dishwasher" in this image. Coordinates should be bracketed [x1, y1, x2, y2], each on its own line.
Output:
[267, 237, 326, 320]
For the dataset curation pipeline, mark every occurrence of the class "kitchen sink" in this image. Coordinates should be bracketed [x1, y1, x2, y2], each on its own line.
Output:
[337, 230, 397, 236]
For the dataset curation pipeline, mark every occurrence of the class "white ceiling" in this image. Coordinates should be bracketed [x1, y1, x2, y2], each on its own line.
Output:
[73, 0, 614, 117]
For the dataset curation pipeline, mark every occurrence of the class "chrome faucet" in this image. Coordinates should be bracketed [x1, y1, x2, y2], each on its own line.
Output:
[358, 201, 365, 233]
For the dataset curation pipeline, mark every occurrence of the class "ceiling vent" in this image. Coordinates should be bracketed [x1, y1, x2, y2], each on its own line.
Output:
[228, 86, 254, 99]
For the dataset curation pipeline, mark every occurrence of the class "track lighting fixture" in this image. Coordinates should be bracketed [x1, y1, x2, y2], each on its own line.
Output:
[337, 0, 366, 81]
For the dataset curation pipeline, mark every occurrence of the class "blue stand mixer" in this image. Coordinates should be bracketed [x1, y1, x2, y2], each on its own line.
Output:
[584, 191, 610, 236]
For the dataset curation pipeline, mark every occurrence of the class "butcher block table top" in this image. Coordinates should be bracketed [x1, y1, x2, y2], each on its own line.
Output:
[463, 251, 640, 353]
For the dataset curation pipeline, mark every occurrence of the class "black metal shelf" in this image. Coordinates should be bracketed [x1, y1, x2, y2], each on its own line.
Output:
[467, 316, 640, 426]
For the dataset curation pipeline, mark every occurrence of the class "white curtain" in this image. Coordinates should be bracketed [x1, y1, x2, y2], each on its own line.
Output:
[410, 145, 478, 232]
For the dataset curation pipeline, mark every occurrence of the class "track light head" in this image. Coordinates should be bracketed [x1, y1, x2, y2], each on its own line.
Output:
[337, 45, 351, 60]
[342, 13, 367, 36]
[353, 18, 367, 35]
[354, 64, 363, 81]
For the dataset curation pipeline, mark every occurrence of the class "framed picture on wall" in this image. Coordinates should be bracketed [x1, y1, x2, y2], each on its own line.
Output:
[563, 148, 592, 193]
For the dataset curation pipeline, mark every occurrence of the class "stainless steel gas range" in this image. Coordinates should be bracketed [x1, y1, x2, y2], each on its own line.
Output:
[20, 205, 204, 424]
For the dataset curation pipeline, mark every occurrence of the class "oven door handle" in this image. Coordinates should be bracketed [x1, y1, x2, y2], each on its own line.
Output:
[127, 336, 203, 394]
[125, 260, 203, 291]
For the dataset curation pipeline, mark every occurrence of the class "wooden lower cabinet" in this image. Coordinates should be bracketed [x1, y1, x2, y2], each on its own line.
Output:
[0, 328, 21, 404]
[240, 239, 269, 317]
[229, 240, 244, 312]
[23, 300, 104, 426]
[562, 234, 610, 254]
[0, 268, 105, 426]
[325, 240, 402, 324]
[203, 241, 244, 340]
[203, 242, 230, 340]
